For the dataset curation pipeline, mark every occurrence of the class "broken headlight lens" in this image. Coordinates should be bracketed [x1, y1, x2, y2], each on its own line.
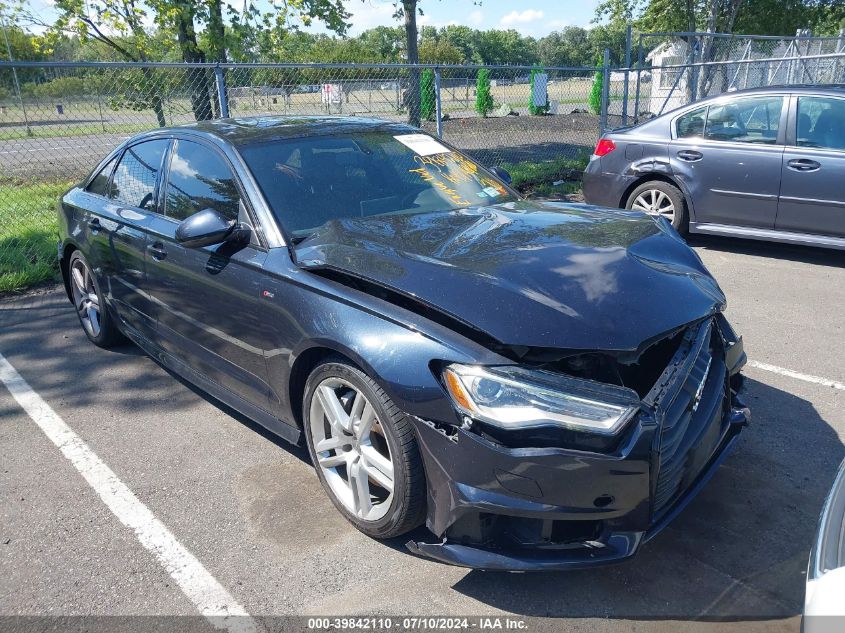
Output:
[442, 364, 639, 435]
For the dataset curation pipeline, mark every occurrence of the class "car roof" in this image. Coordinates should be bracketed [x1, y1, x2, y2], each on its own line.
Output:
[136, 115, 420, 147]
[686, 84, 845, 104]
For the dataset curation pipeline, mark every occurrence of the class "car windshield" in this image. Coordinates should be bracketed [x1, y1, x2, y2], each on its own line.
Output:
[239, 131, 517, 239]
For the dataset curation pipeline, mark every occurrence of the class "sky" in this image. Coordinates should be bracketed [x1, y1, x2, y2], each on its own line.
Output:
[22, 0, 604, 38]
[335, 1, 603, 37]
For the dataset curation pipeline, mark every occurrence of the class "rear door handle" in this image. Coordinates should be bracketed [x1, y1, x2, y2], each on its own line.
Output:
[787, 158, 821, 172]
[677, 150, 703, 162]
[87, 217, 101, 232]
[147, 242, 167, 261]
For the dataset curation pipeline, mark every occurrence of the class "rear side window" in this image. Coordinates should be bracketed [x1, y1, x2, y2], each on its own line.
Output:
[797, 96, 845, 151]
[704, 96, 783, 144]
[676, 106, 706, 138]
[109, 140, 169, 211]
[86, 156, 117, 196]
[164, 140, 241, 222]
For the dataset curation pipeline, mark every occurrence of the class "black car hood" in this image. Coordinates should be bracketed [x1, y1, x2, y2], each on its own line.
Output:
[295, 200, 726, 355]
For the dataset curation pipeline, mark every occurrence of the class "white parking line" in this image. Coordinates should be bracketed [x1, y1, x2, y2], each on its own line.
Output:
[0, 351, 258, 633]
[748, 359, 845, 391]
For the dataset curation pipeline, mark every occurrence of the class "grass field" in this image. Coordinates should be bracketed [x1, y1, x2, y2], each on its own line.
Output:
[0, 182, 70, 293]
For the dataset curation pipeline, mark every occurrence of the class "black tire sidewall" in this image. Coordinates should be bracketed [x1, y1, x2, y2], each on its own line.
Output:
[302, 360, 415, 538]
[627, 181, 689, 233]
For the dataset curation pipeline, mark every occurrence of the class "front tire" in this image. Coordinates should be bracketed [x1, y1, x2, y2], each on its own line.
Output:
[302, 358, 426, 539]
[625, 180, 689, 234]
[68, 251, 124, 348]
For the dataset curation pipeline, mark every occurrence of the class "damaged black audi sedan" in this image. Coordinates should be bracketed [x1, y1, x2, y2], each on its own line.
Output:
[58, 116, 749, 570]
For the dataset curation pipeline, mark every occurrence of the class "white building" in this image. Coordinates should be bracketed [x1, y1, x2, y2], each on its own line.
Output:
[646, 40, 690, 114]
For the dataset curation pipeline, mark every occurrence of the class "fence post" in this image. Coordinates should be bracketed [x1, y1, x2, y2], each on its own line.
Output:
[434, 67, 443, 139]
[600, 48, 610, 133]
[622, 24, 632, 125]
[634, 36, 644, 124]
[214, 64, 230, 118]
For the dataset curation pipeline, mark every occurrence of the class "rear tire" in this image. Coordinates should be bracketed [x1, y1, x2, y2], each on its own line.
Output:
[302, 358, 426, 539]
[625, 180, 689, 234]
[68, 251, 124, 348]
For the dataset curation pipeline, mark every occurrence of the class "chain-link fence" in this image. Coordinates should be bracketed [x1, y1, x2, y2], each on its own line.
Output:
[0, 60, 610, 292]
[2, 49, 844, 292]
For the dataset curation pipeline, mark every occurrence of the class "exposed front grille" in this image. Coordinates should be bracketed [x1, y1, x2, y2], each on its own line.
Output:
[652, 320, 729, 521]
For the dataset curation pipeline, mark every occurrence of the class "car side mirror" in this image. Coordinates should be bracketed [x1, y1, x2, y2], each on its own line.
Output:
[175, 208, 243, 249]
[489, 166, 512, 185]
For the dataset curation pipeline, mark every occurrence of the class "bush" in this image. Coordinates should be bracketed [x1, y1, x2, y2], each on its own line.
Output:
[31, 77, 87, 100]
[588, 62, 603, 115]
[528, 68, 550, 115]
[475, 68, 494, 117]
[420, 68, 436, 121]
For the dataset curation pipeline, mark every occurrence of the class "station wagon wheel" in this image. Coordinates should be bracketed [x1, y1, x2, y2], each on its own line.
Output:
[632, 189, 676, 221]
[625, 180, 689, 234]
[303, 359, 426, 538]
[67, 251, 124, 348]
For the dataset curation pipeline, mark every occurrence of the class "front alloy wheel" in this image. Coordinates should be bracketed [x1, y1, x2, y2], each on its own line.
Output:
[303, 359, 425, 538]
[310, 377, 395, 521]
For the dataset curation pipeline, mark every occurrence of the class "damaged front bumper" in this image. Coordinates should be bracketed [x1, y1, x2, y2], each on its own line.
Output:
[406, 316, 749, 571]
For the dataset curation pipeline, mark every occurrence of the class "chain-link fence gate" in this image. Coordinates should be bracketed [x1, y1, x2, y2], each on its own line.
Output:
[629, 30, 845, 121]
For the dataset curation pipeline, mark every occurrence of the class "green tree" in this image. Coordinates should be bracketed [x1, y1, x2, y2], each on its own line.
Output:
[48, 0, 169, 125]
[44, 0, 351, 123]
[475, 67, 493, 117]
[528, 68, 550, 115]
[387, 2, 478, 125]
[538, 27, 592, 67]
[357, 26, 404, 62]
[475, 29, 538, 65]
[420, 68, 435, 120]
[588, 60, 603, 115]
[419, 39, 463, 64]
[439, 24, 479, 63]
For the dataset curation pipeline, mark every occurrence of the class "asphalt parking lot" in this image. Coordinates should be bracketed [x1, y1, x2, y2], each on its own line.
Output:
[1, 235, 843, 633]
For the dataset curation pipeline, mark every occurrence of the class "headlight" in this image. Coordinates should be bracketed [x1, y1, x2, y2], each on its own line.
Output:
[442, 364, 639, 435]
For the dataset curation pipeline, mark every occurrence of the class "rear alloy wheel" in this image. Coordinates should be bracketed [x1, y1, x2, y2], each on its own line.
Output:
[68, 251, 123, 348]
[303, 359, 425, 538]
[626, 181, 688, 234]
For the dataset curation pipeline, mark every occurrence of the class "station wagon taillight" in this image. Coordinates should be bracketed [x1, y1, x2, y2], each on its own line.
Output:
[593, 139, 616, 157]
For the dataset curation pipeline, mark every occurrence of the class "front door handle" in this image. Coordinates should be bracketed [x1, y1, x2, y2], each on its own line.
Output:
[787, 158, 821, 172]
[677, 150, 703, 162]
[147, 242, 167, 261]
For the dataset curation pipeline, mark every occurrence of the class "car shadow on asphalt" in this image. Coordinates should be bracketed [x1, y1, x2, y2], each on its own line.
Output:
[442, 376, 844, 621]
[687, 234, 845, 268]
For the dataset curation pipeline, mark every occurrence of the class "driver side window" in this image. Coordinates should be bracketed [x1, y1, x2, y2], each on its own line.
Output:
[164, 140, 241, 222]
